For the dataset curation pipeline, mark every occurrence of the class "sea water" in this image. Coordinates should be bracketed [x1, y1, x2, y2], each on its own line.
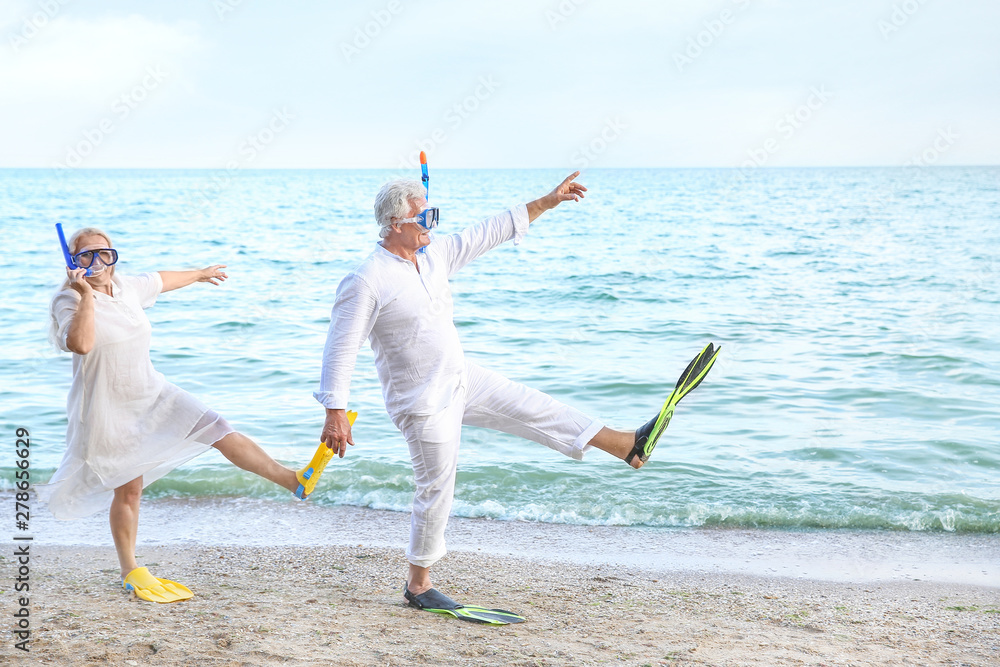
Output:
[1, 167, 998, 534]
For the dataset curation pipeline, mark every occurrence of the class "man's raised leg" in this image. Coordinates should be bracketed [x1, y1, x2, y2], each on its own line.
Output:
[460, 362, 642, 465]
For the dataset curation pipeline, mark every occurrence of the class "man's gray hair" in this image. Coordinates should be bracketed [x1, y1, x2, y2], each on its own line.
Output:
[374, 179, 427, 239]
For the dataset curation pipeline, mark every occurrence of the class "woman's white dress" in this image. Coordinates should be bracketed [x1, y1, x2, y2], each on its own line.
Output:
[39, 272, 233, 519]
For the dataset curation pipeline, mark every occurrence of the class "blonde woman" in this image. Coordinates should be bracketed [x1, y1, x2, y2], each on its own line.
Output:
[41, 226, 327, 603]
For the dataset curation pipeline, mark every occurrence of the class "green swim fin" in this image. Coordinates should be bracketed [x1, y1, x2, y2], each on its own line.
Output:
[626, 342, 721, 466]
[451, 605, 527, 625]
[404, 586, 525, 625]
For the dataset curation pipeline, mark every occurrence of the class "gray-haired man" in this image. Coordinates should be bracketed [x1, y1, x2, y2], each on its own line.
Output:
[314, 172, 719, 614]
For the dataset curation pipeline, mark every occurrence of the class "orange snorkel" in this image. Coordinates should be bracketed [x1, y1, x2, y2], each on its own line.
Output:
[420, 150, 429, 198]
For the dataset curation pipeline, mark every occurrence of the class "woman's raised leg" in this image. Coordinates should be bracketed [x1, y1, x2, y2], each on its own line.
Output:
[212, 431, 298, 492]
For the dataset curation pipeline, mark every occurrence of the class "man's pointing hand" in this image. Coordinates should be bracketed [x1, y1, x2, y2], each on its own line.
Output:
[527, 172, 587, 222]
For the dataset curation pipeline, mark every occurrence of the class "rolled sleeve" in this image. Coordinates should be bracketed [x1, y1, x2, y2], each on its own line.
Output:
[312, 391, 347, 410]
[314, 273, 378, 410]
[510, 202, 529, 246]
[50, 290, 82, 352]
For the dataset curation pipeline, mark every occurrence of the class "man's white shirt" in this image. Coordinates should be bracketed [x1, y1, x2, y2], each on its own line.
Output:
[315, 204, 530, 418]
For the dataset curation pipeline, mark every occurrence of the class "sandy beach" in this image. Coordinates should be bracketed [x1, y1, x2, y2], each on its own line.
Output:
[9, 502, 1000, 666]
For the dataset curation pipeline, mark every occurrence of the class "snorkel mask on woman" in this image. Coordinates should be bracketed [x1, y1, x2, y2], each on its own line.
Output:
[73, 248, 119, 275]
[56, 223, 119, 276]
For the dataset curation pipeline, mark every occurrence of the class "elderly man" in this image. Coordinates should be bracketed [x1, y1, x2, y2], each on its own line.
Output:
[315, 172, 718, 619]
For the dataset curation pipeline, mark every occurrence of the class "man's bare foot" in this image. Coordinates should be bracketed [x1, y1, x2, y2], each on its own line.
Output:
[406, 564, 433, 599]
[587, 427, 643, 466]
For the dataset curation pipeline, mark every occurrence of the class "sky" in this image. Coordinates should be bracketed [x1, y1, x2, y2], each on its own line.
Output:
[0, 0, 997, 169]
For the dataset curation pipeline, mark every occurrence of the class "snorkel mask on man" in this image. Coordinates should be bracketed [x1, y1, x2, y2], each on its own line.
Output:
[404, 151, 440, 230]
[399, 205, 440, 230]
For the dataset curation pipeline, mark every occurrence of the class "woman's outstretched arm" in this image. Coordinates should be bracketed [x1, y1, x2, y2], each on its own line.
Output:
[158, 265, 228, 292]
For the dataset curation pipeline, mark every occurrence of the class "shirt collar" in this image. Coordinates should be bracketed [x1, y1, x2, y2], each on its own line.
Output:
[91, 274, 120, 301]
[375, 241, 427, 265]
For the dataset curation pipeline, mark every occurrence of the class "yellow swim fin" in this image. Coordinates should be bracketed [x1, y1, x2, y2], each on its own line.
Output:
[122, 567, 193, 603]
[295, 410, 357, 499]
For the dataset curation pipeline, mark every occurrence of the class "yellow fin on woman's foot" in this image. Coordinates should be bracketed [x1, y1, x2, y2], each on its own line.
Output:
[122, 567, 193, 603]
[296, 410, 358, 499]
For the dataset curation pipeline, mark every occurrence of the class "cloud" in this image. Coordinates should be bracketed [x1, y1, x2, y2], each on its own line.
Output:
[0, 1, 996, 167]
[0, 11, 205, 166]
[1, 13, 202, 102]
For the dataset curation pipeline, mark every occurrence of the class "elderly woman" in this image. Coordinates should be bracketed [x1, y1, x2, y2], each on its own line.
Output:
[315, 172, 719, 622]
[41, 226, 319, 604]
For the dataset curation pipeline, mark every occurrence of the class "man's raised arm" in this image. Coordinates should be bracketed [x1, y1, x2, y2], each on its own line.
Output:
[438, 172, 587, 276]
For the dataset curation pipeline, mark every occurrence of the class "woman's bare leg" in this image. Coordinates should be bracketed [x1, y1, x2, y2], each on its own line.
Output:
[588, 427, 643, 469]
[111, 477, 143, 579]
[212, 431, 299, 492]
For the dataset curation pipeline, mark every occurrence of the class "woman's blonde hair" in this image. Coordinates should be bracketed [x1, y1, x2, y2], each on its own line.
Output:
[49, 226, 116, 347]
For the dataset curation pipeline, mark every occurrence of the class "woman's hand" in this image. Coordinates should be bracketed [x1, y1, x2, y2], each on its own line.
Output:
[65, 268, 96, 354]
[197, 265, 228, 285]
[67, 267, 93, 297]
[160, 266, 228, 292]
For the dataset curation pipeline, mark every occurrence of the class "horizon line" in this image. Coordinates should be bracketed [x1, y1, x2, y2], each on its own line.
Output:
[1, 164, 997, 172]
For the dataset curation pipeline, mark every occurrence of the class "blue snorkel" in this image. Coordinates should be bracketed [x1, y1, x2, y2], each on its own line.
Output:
[56, 223, 88, 275]
[415, 151, 438, 254]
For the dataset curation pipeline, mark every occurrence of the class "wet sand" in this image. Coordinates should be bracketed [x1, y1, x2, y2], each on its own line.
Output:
[10, 501, 1000, 665]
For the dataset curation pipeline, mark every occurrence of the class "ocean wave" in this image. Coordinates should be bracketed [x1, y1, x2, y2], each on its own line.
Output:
[12, 463, 997, 533]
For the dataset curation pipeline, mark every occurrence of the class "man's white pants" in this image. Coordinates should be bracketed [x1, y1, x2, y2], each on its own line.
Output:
[394, 361, 604, 568]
